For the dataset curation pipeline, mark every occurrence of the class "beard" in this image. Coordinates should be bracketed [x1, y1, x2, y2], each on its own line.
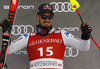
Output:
[39, 20, 52, 29]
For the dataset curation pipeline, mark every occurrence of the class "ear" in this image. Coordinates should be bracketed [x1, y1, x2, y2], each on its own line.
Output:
[36, 14, 39, 21]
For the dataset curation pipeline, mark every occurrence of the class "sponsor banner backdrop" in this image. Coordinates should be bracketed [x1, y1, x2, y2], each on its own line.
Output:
[0, 0, 100, 69]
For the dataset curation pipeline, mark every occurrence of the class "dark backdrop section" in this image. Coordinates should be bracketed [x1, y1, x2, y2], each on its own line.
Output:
[0, 0, 100, 69]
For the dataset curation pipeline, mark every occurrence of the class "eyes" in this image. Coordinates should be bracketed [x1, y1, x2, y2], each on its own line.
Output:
[39, 15, 53, 20]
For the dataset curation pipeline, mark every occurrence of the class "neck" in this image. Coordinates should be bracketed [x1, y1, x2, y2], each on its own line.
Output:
[41, 29, 48, 34]
[36, 25, 52, 36]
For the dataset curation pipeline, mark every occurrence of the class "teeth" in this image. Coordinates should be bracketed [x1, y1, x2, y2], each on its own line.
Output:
[45, 23, 48, 24]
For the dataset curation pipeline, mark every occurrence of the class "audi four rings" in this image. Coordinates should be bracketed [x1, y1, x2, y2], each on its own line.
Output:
[50, 2, 75, 12]
[64, 47, 79, 57]
[11, 25, 34, 35]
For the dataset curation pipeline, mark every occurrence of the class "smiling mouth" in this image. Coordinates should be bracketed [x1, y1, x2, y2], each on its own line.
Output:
[43, 21, 50, 23]
[44, 22, 50, 24]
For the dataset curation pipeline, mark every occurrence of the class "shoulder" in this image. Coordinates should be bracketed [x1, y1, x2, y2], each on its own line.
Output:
[49, 28, 71, 35]
[60, 29, 69, 34]
[22, 33, 30, 39]
[49, 28, 62, 34]
[60, 29, 74, 38]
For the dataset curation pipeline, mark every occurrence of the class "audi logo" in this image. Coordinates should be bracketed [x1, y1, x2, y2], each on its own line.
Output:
[64, 47, 79, 57]
[50, 2, 75, 12]
[11, 25, 34, 35]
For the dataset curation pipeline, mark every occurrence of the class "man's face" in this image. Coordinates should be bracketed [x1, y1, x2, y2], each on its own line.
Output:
[36, 12, 53, 28]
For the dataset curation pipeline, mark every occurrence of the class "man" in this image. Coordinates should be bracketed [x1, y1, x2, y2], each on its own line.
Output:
[0, 3, 92, 69]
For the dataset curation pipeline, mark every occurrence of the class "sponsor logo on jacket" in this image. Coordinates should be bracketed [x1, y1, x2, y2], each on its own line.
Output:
[29, 38, 62, 46]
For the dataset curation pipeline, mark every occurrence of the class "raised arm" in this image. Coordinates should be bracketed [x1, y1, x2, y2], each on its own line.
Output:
[61, 30, 90, 51]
